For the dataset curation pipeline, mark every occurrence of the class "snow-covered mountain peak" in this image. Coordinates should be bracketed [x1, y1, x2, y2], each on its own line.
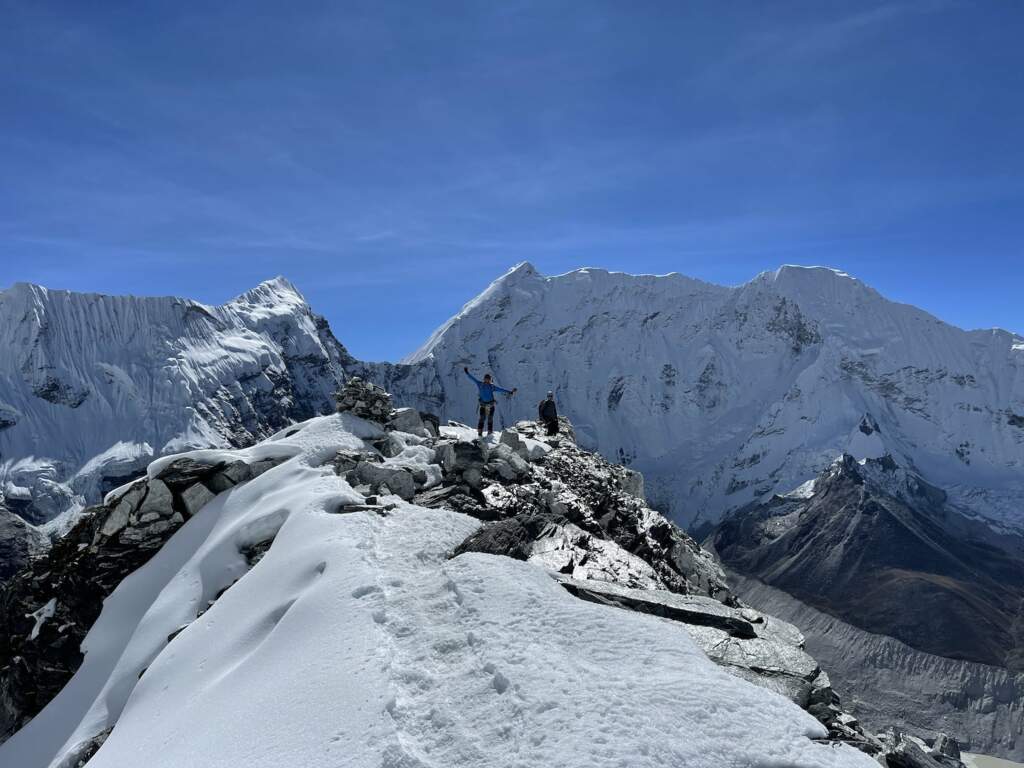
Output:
[0, 279, 351, 525]
[229, 275, 307, 308]
[384, 263, 1024, 532]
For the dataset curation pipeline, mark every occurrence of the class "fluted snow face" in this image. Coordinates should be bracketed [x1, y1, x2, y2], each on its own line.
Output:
[0, 278, 350, 522]
[395, 263, 1024, 530]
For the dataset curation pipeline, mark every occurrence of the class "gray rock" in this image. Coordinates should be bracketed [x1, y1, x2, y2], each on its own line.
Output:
[463, 467, 483, 490]
[486, 443, 531, 481]
[206, 460, 251, 492]
[386, 407, 428, 437]
[98, 480, 147, 539]
[181, 483, 217, 518]
[620, 468, 645, 500]
[371, 434, 405, 459]
[555, 577, 757, 638]
[134, 479, 173, 519]
[931, 734, 960, 761]
[248, 458, 283, 478]
[419, 411, 440, 437]
[353, 461, 416, 501]
[153, 458, 219, 492]
[433, 442, 456, 472]
[452, 441, 485, 472]
[0, 504, 45, 584]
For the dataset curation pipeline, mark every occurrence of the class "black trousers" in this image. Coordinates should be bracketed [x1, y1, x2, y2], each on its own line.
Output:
[478, 401, 496, 434]
[543, 418, 559, 436]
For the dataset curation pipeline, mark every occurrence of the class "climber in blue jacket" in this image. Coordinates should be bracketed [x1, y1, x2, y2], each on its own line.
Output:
[464, 367, 517, 437]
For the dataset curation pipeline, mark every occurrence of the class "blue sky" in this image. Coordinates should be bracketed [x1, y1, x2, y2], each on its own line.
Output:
[2, 1, 1022, 360]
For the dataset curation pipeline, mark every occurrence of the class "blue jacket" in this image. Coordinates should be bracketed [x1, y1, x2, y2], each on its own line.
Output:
[465, 370, 513, 403]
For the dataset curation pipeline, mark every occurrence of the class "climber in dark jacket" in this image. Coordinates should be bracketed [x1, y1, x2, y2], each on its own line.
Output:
[538, 391, 558, 436]
[464, 367, 516, 437]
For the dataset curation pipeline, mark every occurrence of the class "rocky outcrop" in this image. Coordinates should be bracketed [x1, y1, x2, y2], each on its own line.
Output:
[0, 504, 45, 585]
[0, 453, 283, 741]
[708, 454, 1024, 671]
[447, 420, 732, 602]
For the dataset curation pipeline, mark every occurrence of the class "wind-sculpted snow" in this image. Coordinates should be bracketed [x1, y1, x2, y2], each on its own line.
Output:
[1, 414, 875, 768]
[392, 262, 1024, 531]
[0, 278, 352, 525]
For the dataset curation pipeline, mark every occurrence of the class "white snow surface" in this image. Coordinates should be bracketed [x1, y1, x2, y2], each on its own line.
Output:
[390, 262, 1024, 530]
[3, 414, 874, 768]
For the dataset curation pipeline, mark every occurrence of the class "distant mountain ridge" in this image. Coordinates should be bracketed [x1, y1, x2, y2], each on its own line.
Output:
[2, 265, 1022, 538]
[0, 277, 353, 526]
[387, 262, 1024, 533]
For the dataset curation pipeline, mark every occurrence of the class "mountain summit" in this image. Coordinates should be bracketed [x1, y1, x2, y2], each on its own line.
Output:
[385, 264, 1024, 532]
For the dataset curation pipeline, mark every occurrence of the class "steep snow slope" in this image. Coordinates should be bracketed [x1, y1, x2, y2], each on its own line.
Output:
[0, 278, 352, 524]
[2, 414, 874, 768]
[394, 263, 1024, 530]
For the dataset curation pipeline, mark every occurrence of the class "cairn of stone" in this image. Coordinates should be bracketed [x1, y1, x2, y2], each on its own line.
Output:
[334, 377, 392, 422]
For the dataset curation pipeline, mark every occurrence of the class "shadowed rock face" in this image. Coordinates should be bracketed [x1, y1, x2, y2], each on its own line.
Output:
[709, 455, 1024, 670]
[0, 504, 44, 583]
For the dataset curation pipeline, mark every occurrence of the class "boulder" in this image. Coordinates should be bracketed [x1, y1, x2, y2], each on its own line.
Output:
[452, 440, 486, 471]
[181, 483, 217, 518]
[419, 411, 441, 437]
[386, 407, 429, 437]
[433, 442, 456, 473]
[98, 479, 147, 539]
[248, 458, 283, 478]
[206, 461, 251, 493]
[153, 458, 220, 492]
[353, 461, 416, 501]
[485, 443, 531, 482]
[620, 468, 645, 500]
[931, 734, 961, 761]
[134, 479, 174, 519]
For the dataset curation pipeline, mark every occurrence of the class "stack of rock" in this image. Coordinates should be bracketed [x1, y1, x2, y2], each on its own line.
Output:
[334, 377, 391, 422]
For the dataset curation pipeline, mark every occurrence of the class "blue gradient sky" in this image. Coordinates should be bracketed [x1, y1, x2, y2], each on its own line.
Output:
[2, 1, 1022, 360]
